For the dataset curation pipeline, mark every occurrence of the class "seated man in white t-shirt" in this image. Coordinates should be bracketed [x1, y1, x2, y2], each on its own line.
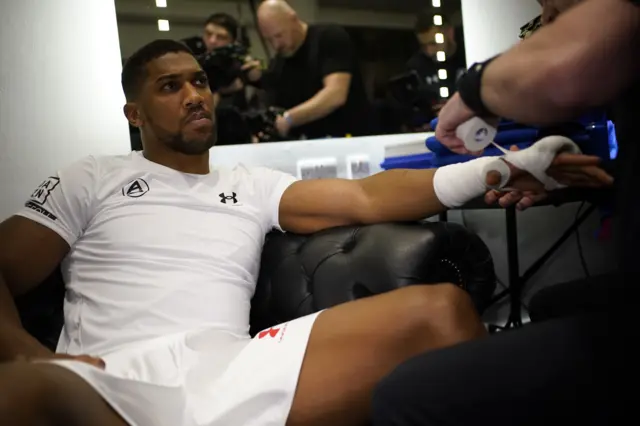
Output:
[0, 40, 611, 426]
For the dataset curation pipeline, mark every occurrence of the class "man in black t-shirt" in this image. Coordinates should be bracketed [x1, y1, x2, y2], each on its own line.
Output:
[406, 12, 467, 118]
[256, 0, 371, 140]
[373, 1, 639, 425]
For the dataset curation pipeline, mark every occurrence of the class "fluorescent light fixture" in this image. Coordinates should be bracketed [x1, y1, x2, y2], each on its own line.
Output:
[440, 87, 450, 98]
[438, 69, 448, 80]
[158, 19, 170, 31]
[433, 15, 443, 26]
[432, 0, 441, 7]
[435, 33, 444, 44]
[436, 51, 446, 62]
[156, 0, 167, 7]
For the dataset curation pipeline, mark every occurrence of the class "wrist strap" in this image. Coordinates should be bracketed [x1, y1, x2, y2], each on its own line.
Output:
[457, 55, 499, 117]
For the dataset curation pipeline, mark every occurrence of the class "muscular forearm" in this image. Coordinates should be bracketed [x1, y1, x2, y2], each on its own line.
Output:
[287, 87, 347, 127]
[0, 274, 52, 361]
[481, 0, 640, 125]
[359, 169, 446, 223]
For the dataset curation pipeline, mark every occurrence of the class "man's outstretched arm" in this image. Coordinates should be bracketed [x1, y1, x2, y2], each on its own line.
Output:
[279, 168, 445, 234]
[278, 146, 611, 235]
[480, 0, 640, 124]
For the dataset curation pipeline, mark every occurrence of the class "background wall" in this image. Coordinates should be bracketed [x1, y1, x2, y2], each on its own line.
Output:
[461, 0, 540, 65]
[0, 0, 131, 221]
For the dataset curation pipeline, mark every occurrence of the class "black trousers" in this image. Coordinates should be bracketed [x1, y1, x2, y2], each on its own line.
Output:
[372, 277, 631, 426]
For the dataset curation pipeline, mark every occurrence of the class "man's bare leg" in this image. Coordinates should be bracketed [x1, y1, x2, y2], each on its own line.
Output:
[0, 361, 127, 426]
[287, 284, 487, 426]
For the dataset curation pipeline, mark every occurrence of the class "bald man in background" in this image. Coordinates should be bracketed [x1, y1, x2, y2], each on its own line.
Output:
[257, 0, 372, 140]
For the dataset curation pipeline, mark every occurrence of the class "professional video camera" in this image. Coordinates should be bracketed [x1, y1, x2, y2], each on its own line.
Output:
[387, 71, 441, 111]
[181, 36, 249, 91]
[242, 107, 286, 143]
[386, 70, 442, 130]
[215, 106, 285, 145]
[198, 44, 249, 91]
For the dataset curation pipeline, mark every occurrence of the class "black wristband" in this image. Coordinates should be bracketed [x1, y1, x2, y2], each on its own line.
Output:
[457, 55, 499, 117]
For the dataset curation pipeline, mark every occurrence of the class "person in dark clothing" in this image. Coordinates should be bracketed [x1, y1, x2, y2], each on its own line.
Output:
[373, 0, 639, 424]
[257, 0, 371, 140]
[201, 13, 262, 109]
[406, 12, 467, 120]
[200, 13, 264, 145]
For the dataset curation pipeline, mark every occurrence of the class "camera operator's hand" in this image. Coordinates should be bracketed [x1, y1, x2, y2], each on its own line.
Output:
[242, 56, 262, 83]
[275, 114, 292, 137]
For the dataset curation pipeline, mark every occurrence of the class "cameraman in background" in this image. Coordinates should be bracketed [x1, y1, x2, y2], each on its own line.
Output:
[257, 0, 372, 141]
[183, 13, 265, 144]
[405, 12, 467, 128]
[202, 13, 262, 111]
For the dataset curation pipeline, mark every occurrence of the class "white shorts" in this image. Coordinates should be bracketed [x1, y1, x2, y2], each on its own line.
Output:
[46, 312, 322, 426]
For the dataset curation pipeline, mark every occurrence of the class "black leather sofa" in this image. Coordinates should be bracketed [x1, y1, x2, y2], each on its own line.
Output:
[16, 221, 496, 350]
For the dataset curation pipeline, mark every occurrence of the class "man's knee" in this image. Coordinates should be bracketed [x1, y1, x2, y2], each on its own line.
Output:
[393, 284, 483, 340]
[397, 284, 477, 324]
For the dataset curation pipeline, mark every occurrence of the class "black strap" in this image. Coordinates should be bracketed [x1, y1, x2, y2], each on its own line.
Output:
[456, 55, 500, 117]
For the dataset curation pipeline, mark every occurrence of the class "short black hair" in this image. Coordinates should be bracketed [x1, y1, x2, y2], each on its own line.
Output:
[121, 39, 193, 102]
[414, 10, 451, 33]
[204, 13, 239, 41]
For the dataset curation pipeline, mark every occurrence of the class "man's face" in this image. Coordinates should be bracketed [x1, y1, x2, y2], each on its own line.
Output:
[203, 23, 234, 51]
[260, 18, 297, 57]
[416, 26, 455, 59]
[127, 52, 218, 155]
[538, 0, 583, 25]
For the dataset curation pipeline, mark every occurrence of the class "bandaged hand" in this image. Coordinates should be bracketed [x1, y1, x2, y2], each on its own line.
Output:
[485, 145, 612, 210]
[433, 136, 613, 210]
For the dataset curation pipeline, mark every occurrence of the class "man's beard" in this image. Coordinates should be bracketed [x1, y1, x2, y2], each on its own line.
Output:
[161, 124, 218, 155]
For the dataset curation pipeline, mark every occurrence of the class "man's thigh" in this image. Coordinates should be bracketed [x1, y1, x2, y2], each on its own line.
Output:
[372, 313, 627, 426]
[0, 361, 127, 426]
[286, 284, 487, 426]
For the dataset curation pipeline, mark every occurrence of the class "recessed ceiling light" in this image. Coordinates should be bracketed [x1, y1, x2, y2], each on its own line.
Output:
[158, 19, 170, 32]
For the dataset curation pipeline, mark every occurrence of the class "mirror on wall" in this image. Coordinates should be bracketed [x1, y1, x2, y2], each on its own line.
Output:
[114, 0, 465, 149]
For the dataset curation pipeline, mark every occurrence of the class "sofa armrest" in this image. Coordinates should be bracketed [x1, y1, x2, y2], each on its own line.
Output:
[250, 221, 496, 335]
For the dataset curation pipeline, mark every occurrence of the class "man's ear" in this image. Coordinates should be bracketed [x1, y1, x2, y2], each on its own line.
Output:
[123, 103, 144, 127]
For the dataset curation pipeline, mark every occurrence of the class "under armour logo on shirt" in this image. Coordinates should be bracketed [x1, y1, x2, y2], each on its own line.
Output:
[219, 192, 238, 204]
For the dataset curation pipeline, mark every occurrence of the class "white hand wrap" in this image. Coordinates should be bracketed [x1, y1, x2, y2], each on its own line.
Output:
[433, 136, 581, 208]
[497, 135, 581, 190]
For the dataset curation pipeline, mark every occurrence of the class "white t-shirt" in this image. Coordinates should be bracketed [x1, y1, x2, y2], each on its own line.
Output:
[17, 152, 297, 356]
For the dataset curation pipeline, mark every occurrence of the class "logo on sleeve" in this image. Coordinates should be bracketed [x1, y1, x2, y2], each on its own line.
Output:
[122, 178, 149, 198]
[29, 177, 60, 205]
